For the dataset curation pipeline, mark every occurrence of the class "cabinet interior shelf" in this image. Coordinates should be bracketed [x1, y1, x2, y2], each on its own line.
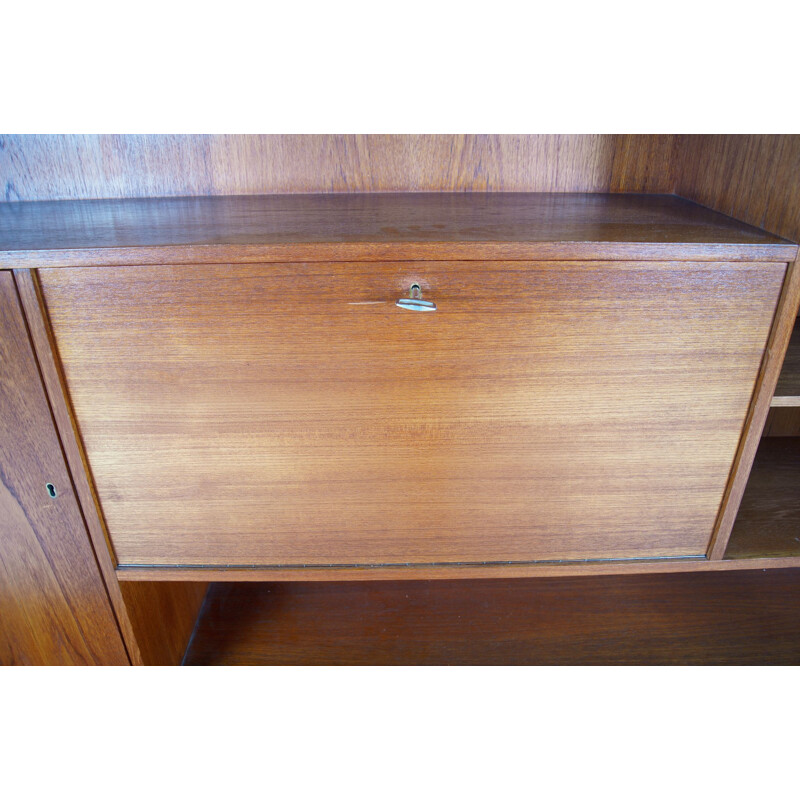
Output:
[725, 436, 800, 560]
[771, 316, 800, 406]
[182, 572, 800, 665]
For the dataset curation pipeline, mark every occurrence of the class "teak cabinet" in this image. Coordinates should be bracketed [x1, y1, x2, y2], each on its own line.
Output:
[2, 182, 799, 664]
[38, 256, 777, 567]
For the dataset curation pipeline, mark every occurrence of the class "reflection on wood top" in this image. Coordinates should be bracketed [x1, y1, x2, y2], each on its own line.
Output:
[1, 193, 796, 266]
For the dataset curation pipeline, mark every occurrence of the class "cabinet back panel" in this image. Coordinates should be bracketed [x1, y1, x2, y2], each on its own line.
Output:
[0, 135, 617, 201]
[39, 262, 784, 566]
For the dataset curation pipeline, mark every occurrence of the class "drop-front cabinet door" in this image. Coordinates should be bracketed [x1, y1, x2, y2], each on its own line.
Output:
[38, 261, 785, 568]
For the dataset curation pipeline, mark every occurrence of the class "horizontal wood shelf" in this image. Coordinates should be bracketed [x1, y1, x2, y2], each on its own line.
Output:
[772, 317, 800, 406]
[1, 193, 796, 267]
[117, 554, 800, 581]
[183, 571, 800, 665]
[725, 436, 800, 559]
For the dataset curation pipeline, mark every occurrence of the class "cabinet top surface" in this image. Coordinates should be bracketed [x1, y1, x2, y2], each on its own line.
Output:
[0, 192, 796, 266]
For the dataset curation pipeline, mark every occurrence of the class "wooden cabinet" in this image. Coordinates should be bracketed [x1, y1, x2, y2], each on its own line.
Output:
[2, 191, 796, 580]
[2, 138, 800, 663]
[39, 258, 784, 567]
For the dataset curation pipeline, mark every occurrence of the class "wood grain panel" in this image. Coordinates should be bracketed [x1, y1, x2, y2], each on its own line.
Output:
[609, 135, 678, 194]
[763, 407, 800, 436]
[118, 582, 207, 666]
[116, 554, 800, 581]
[707, 259, 800, 559]
[1, 193, 795, 269]
[660, 136, 800, 560]
[39, 260, 783, 567]
[13, 270, 208, 664]
[183, 571, 800, 665]
[0, 271, 128, 665]
[725, 437, 800, 560]
[773, 317, 800, 404]
[676, 136, 800, 245]
[0, 135, 616, 201]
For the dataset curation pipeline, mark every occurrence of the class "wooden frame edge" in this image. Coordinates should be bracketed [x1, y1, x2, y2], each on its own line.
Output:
[708, 259, 800, 560]
[115, 555, 800, 582]
[1, 241, 796, 269]
[13, 268, 145, 665]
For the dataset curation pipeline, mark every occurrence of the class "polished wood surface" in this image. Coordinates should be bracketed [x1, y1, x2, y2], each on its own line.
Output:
[0, 135, 623, 200]
[117, 555, 800, 581]
[183, 571, 800, 665]
[118, 582, 208, 666]
[40, 259, 783, 568]
[672, 136, 800, 373]
[13, 269, 142, 659]
[725, 437, 800, 560]
[773, 318, 800, 404]
[676, 136, 800, 248]
[0, 271, 129, 665]
[4, 135, 796, 243]
[611, 137, 800, 560]
[0, 193, 795, 268]
[707, 259, 800, 559]
[13, 269, 210, 664]
[609, 135, 677, 194]
[3, 135, 800, 666]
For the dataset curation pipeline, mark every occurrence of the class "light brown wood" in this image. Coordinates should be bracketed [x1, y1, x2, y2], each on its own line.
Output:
[118, 582, 208, 666]
[0, 135, 618, 201]
[763, 407, 800, 436]
[622, 137, 800, 561]
[707, 260, 800, 560]
[772, 317, 800, 405]
[14, 269, 209, 664]
[609, 135, 678, 194]
[39, 259, 783, 568]
[13, 269, 142, 661]
[0, 271, 129, 665]
[0, 193, 795, 269]
[725, 437, 800, 560]
[675, 136, 800, 246]
[117, 556, 800, 582]
[3, 135, 796, 241]
[4, 135, 800, 667]
[611, 136, 800, 250]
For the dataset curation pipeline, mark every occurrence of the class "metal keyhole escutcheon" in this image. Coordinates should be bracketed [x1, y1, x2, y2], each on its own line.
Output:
[396, 283, 437, 311]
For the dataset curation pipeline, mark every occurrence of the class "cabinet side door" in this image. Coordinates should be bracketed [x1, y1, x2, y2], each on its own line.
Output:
[0, 271, 129, 665]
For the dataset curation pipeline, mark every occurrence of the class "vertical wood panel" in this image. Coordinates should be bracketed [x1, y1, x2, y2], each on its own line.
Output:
[0, 135, 617, 200]
[707, 259, 799, 559]
[669, 136, 800, 559]
[0, 271, 129, 665]
[675, 135, 800, 244]
[14, 269, 208, 664]
[118, 582, 208, 666]
[609, 134, 678, 193]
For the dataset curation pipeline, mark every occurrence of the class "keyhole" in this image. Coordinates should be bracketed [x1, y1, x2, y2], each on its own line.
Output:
[46, 483, 57, 498]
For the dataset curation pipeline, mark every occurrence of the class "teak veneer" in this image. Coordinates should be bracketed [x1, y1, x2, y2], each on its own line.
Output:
[183, 571, 800, 665]
[772, 318, 800, 406]
[0, 192, 795, 266]
[2, 183, 800, 664]
[38, 259, 785, 568]
[2, 192, 797, 583]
